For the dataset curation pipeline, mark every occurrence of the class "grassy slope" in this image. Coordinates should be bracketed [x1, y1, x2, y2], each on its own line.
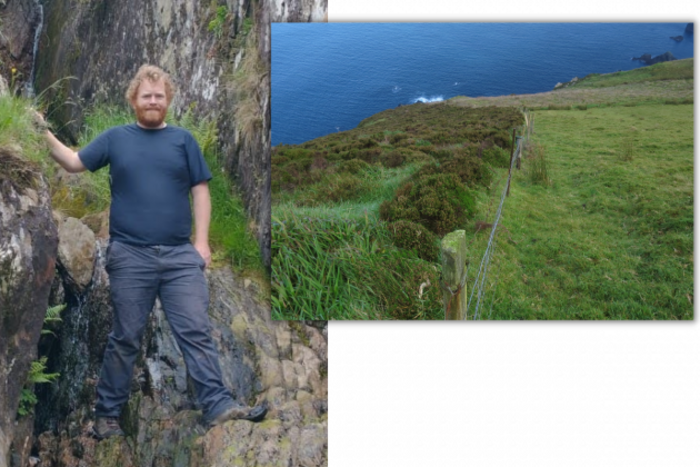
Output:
[272, 105, 521, 319]
[273, 58, 694, 320]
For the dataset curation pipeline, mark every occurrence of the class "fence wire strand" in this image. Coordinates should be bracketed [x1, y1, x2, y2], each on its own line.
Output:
[465, 134, 523, 320]
[440, 110, 532, 320]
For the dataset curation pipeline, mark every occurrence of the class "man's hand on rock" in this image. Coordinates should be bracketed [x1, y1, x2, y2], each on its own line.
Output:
[32, 109, 50, 132]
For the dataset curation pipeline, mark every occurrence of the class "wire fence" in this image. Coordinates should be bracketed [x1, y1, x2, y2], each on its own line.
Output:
[444, 110, 534, 320]
[466, 136, 521, 319]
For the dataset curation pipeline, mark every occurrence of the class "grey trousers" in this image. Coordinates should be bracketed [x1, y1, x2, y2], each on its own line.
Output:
[95, 240, 233, 422]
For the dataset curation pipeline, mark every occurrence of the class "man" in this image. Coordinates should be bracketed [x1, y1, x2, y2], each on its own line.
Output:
[38, 64, 266, 440]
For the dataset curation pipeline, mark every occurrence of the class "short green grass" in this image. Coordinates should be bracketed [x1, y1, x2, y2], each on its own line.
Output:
[465, 104, 693, 319]
[573, 58, 694, 89]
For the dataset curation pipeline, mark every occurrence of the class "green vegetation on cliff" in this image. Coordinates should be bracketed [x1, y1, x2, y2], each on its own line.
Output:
[272, 104, 524, 319]
[272, 59, 694, 320]
[0, 93, 50, 165]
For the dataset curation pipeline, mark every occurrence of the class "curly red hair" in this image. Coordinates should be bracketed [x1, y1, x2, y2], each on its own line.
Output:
[125, 65, 175, 104]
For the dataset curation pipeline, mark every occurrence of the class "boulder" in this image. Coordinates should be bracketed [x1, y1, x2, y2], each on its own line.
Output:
[80, 210, 110, 239]
[57, 217, 96, 294]
[0, 148, 58, 467]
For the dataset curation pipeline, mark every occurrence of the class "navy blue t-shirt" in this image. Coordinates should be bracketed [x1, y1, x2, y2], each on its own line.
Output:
[78, 124, 212, 246]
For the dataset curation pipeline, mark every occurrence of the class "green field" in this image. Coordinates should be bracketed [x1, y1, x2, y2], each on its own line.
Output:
[272, 58, 694, 320]
[464, 104, 693, 319]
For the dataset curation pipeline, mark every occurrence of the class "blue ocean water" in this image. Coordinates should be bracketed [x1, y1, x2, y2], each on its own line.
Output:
[271, 22, 693, 146]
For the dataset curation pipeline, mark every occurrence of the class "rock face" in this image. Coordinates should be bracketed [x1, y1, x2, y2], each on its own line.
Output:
[685, 23, 693, 34]
[0, 0, 43, 84]
[270, 0, 327, 21]
[30, 238, 327, 466]
[633, 51, 676, 65]
[553, 76, 580, 90]
[0, 148, 58, 467]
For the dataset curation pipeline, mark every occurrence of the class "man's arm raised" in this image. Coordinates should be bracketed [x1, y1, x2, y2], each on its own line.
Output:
[35, 111, 87, 173]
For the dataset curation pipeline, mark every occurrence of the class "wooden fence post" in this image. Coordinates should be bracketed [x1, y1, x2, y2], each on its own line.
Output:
[507, 128, 516, 196]
[441, 230, 467, 320]
[516, 136, 523, 170]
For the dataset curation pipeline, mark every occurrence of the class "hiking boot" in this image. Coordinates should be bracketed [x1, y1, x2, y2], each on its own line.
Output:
[207, 401, 268, 427]
[91, 417, 125, 440]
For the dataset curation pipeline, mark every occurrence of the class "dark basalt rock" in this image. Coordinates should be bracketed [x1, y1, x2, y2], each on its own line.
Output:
[685, 23, 693, 34]
[632, 51, 676, 65]
[670, 35, 683, 42]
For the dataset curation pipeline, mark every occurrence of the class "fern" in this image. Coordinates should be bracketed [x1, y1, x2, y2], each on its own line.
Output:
[27, 357, 60, 384]
[17, 389, 37, 417]
[41, 303, 66, 335]
[17, 356, 59, 419]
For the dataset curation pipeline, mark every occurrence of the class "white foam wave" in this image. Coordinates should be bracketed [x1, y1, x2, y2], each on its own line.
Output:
[412, 95, 444, 103]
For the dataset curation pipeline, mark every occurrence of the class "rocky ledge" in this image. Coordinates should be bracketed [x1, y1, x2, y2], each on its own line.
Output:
[553, 76, 580, 90]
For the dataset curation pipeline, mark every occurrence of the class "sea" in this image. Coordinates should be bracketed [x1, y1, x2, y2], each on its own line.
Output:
[271, 22, 694, 146]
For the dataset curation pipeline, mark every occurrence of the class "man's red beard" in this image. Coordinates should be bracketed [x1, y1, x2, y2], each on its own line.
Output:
[135, 106, 167, 128]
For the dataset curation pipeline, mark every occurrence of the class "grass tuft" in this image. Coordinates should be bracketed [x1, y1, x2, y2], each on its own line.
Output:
[525, 141, 551, 186]
[229, 32, 268, 145]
